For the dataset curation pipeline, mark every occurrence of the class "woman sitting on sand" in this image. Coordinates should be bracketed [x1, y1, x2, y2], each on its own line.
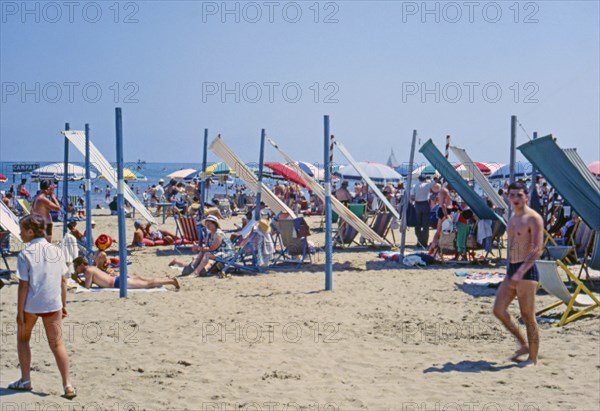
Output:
[169, 215, 233, 278]
[72, 256, 180, 290]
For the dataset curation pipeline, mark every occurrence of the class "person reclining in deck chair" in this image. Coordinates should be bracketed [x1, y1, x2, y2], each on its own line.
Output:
[72, 257, 179, 290]
[132, 220, 177, 246]
[168, 215, 234, 278]
[558, 213, 578, 244]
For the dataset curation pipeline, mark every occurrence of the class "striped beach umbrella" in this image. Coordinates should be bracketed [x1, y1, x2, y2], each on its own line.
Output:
[0, 174, 7, 183]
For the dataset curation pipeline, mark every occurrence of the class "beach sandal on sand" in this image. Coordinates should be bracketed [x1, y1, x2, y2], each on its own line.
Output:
[62, 385, 77, 400]
[8, 378, 32, 391]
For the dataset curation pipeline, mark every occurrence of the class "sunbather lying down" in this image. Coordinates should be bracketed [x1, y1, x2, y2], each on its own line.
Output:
[72, 257, 180, 290]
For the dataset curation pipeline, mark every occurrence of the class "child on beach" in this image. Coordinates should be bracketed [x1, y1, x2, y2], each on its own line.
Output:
[9, 214, 76, 399]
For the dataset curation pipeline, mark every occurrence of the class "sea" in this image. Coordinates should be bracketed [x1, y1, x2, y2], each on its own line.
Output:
[0, 161, 258, 208]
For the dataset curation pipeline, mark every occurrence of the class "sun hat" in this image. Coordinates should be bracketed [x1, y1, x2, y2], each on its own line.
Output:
[95, 234, 113, 251]
[158, 179, 164, 183]
[204, 215, 220, 228]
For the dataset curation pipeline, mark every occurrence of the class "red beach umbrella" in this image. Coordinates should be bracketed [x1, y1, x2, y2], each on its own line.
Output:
[587, 161, 600, 176]
[264, 163, 309, 188]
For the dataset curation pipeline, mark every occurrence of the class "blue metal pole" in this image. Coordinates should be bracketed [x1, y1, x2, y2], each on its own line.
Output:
[324, 115, 333, 291]
[63, 123, 70, 237]
[255, 129, 266, 221]
[84, 124, 92, 256]
[200, 129, 208, 217]
[198, 129, 208, 243]
[115, 108, 128, 298]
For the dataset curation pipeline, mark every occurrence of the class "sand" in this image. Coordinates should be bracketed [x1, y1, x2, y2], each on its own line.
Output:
[1, 212, 599, 410]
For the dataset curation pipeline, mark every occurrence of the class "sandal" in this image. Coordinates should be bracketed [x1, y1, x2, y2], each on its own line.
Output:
[8, 378, 32, 391]
[62, 384, 77, 400]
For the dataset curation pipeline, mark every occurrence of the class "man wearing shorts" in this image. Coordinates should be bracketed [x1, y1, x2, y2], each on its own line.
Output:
[493, 181, 543, 367]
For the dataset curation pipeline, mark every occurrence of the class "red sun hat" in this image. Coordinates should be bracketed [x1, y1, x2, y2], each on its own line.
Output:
[95, 234, 113, 251]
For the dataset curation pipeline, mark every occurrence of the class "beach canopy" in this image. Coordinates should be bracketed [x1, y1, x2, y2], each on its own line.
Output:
[99, 168, 138, 181]
[519, 136, 600, 231]
[336, 161, 403, 184]
[265, 163, 308, 188]
[0, 174, 7, 183]
[62, 130, 156, 224]
[166, 168, 198, 181]
[206, 162, 234, 176]
[419, 139, 505, 225]
[488, 162, 532, 180]
[450, 146, 507, 212]
[588, 161, 600, 176]
[209, 136, 296, 217]
[31, 163, 96, 181]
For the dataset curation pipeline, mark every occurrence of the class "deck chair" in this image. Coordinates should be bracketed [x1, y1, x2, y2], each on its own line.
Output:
[272, 217, 312, 264]
[545, 218, 581, 265]
[17, 199, 31, 215]
[578, 231, 599, 279]
[369, 211, 396, 246]
[215, 221, 263, 275]
[334, 204, 367, 247]
[174, 215, 199, 251]
[0, 231, 12, 275]
[535, 260, 600, 326]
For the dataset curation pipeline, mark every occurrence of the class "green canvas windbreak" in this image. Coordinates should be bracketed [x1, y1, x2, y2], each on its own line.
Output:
[419, 139, 506, 226]
[518, 135, 600, 231]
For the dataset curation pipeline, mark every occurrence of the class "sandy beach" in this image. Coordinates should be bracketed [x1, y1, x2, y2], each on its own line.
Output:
[1, 213, 599, 411]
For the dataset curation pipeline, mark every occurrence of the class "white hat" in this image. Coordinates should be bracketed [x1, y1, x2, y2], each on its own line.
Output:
[204, 215, 220, 228]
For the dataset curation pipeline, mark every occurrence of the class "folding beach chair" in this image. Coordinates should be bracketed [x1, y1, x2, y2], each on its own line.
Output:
[535, 260, 600, 326]
[368, 211, 396, 246]
[17, 199, 31, 215]
[272, 217, 312, 264]
[214, 221, 264, 275]
[545, 218, 581, 265]
[174, 215, 199, 251]
[578, 230, 599, 279]
[334, 203, 367, 247]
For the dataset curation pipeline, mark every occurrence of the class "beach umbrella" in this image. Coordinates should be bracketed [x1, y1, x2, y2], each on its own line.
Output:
[265, 162, 309, 188]
[336, 161, 403, 184]
[166, 168, 198, 181]
[489, 163, 532, 180]
[99, 168, 138, 181]
[482, 162, 505, 176]
[295, 161, 330, 181]
[31, 163, 96, 181]
[587, 161, 600, 176]
[410, 164, 440, 179]
[131, 169, 148, 181]
[0, 174, 7, 183]
[454, 162, 492, 177]
[206, 162, 235, 176]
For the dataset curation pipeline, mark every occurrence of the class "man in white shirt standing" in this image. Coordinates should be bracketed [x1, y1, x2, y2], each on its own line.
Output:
[9, 214, 76, 399]
[413, 175, 435, 248]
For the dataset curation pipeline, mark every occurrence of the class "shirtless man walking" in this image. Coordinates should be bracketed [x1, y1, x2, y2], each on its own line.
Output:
[31, 180, 61, 242]
[493, 181, 543, 367]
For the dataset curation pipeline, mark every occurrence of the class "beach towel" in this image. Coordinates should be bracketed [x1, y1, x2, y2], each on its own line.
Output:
[74, 286, 167, 293]
[459, 272, 505, 286]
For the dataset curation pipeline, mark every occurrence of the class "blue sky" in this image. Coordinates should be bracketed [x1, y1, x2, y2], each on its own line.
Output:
[1, 1, 598, 168]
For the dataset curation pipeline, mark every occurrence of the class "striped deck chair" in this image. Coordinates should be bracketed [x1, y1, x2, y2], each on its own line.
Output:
[535, 260, 600, 326]
[174, 215, 199, 251]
